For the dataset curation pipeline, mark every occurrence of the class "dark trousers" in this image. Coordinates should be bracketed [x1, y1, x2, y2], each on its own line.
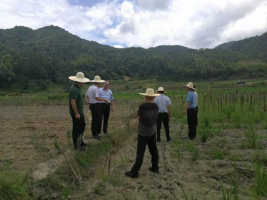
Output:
[99, 103, 110, 133]
[131, 134, 159, 173]
[187, 108, 198, 140]
[156, 113, 170, 140]
[71, 114, 85, 149]
[89, 103, 101, 136]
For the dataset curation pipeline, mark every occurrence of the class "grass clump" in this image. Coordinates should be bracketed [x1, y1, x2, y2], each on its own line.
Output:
[199, 127, 212, 143]
[221, 184, 239, 200]
[253, 163, 267, 197]
[185, 142, 200, 162]
[210, 149, 224, 160]
[0, 170, 31, 200]
[244, 131, 261, 149]
[74, 141, 113, 169]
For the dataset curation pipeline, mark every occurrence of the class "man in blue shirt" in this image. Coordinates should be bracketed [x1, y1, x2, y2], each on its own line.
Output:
[183, 82, 198, 140]
[99, 81, 114, 134]
[154, 87, 171, 142]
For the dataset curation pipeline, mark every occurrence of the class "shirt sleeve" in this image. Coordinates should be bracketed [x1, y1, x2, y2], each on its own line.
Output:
[110, 91, 114, 100]
[167, 97, 171, 105]
[85, 88, 88, 97]
[70, 88, 78, 99]
[186, 93, 193, 103]
[95, 88, 99, 98]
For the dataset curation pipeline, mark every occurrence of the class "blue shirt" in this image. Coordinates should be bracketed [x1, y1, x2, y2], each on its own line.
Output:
[154, 94, 171, 113]
[98, 88, 114, 103]
[186, 91, 197, 109]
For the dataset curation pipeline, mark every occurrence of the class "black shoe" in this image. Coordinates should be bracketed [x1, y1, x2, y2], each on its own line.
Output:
[167, 137, 171, 142]
[81, 142, 87, 147]
[125, 171, 139, 178]
[149, 167, 159, 174]
[93, 135, 101, 140]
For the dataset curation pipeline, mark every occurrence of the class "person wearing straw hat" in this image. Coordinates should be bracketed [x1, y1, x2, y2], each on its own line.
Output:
[85, 76, 108, 140]
[183, 82, 198, 140]
[69, 72, 90, 150]
[154, 87, 172, 142]
[125, 88, 160, 178]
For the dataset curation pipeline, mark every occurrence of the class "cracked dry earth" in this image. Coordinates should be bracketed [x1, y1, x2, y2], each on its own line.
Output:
[81, 121, 267, 200]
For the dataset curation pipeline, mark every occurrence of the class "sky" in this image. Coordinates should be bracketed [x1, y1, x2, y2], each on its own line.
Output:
[0, 0, 267, 49]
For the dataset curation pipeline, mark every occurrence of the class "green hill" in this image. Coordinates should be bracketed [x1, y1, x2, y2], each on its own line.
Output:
[215, 41, 237, 49]
[0, 25, 267, 91]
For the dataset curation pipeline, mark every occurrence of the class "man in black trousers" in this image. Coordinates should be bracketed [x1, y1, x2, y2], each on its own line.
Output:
[125, 88, 160, 178]
[99, 81, 114, 134]
[85, 76, 108, 140]
[69, 72, 90, 150]
[154, 87, 172, 142]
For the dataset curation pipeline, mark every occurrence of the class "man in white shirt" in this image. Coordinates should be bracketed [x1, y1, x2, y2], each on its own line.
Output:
[154, 87, 171, 142]
[99, 81, 114, 134]
[85, 76, 108, 140]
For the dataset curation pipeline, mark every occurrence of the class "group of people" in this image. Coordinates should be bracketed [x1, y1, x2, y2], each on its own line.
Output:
[69, 72, 113, 150]
[68, 72, 198, 177]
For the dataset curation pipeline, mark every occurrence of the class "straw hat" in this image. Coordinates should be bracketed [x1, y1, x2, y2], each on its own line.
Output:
[156, 87, 164, 91]
[69, 72, 90, 83]
[156, 87, 167, 93]
[185, 82, 196, 90]
[139, 88, 160, 97]
[90, 75, 105, 83]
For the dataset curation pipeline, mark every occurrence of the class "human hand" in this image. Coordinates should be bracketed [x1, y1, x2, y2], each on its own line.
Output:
[183, 110, 187, 115]
[75, 113, 80, 120]
[168, 114, 171, 119]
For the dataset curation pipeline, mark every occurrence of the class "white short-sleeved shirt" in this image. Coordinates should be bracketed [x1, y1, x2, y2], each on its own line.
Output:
[85, 85, 99, 104]
[154, 94, 171, 113]
[98, 88, 114, 103]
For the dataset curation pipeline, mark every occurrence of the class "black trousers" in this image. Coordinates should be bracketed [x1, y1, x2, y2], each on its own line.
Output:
[187, 108, 198, 140]
[131, 134, 159, 173]
[156, 113, 170, 140]
[89, 103, 101, 136]
[99, 103, 110, 133]
[71, 114, 85, 149]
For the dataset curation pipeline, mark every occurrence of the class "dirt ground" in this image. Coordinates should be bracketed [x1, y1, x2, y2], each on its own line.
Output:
[1, 105, 267, 199]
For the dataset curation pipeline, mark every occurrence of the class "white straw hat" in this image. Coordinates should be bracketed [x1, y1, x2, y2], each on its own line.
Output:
[69, 72, 90, 83]
[156, 87, 166, 92]
[185, 82, 196, 90]
[90, 75, 105, 83]
[139, 88, 160, 97]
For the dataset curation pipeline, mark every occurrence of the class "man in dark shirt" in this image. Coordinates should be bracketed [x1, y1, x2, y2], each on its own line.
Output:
[69, 72, 90, 150]
[125, 88, 160, 178]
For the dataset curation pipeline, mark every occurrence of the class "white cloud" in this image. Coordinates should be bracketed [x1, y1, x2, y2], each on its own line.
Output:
[0, 0, 266, 48]
[113, 45, 124, 48]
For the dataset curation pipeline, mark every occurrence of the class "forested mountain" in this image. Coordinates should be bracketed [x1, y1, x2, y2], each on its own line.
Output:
[215, 41, 236, 49]
[148, 45, 190, 54]
[0, 25, 267, 91]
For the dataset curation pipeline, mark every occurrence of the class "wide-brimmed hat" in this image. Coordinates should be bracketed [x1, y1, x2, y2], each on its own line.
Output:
[139, 88, 160, 97]
[90, 76, 105, 83]
[69, 72, 90, 83]
[185, 82, 196, 90]
[156, 87, 167, 93]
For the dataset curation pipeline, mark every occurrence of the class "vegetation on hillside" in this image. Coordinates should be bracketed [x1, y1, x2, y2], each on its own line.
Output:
[0, 25, 267, 91]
